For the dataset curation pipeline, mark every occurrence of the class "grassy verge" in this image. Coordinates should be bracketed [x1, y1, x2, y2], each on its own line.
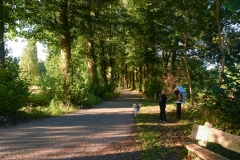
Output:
[21, 100, 78, 119]
[0, 100, 79, 129]
[135, 99, 240, 160]
[1, 90, 120, 129]
[135, 99, 193, 160]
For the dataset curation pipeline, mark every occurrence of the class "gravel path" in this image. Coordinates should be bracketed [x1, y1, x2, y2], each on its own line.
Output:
[0, 89, 142, 160]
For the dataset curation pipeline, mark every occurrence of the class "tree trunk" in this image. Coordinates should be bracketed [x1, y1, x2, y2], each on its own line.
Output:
[139, 64, 142, 92]
[86, 36, 98, 83]
[171, 51, 176, 79]
[182, 0, 193, 103]
[171, 50, 177, 91]
[59, 0, 71, 100]
[162, 50, 170, 86]
[83, 0, 98, 92]
[0, 0, 5, 69]
[132, 71, 135, 90]
[121, 63, 125, 88]
[121, 62, 125, 88]
[143, 63, 147, 93]
[125, 64, 128, 88]
[98, 32, 108, 89]
[183, 36, 192, 102]
[216, 0, 225, 86]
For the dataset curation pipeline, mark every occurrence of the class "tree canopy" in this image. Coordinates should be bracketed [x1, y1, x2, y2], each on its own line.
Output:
[0, 0, 239, 130]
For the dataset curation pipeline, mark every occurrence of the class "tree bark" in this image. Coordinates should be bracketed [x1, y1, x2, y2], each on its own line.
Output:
[98, 32, 108, 89]
[171, 50, 177, 91]
[59, 0, 71, 99]
[216, 0, 225, 86]
[171, 50, 176, 79]
[162, 50, 170, 86]
[86, 35, 97, 83]
[132, 71, 135, 90]
[182, 0, 193, 103]
[0, 0, 5, 69]
[183, 34, 192, 102]
[139, 64, 142, 92]
[84, 1, 98, 88]
[125, 64, 128, 88]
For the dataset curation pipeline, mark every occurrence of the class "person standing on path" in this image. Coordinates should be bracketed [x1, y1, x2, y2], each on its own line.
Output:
[174, 87, 183, 120]
[159, 90, 171, 123]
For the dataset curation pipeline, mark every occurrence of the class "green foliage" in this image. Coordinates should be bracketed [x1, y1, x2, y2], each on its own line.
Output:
[189, 67, 240, 134]
[48, 99, 66, 115]
[38, 60, 46, 77]
[136, 113, 163, 160]
[44, 48, 102, 107]
[19, 42, 40, 85]
[21, 98, 77, 119]
[206, 142, 240, 160]
[43, 53, 65, 102]
[82, 93, 101, 107]
[101, 90, 119, 100]
[0, 57, 30, 115]
[143, 78, 163, 98]
[4, 1, 239, 134]
[28, 89, 53, 107]
[135, 101, 190, 160]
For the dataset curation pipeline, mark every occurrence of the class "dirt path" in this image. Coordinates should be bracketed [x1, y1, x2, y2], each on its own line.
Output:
[0, 89, 142, 160]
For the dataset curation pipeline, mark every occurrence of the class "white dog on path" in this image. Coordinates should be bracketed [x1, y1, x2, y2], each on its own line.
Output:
[133, 103, 142, 116]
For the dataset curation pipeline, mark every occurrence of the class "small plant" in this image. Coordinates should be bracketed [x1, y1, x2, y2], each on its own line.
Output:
[83, 93, 101, 107]
[28, 90, 53, 107]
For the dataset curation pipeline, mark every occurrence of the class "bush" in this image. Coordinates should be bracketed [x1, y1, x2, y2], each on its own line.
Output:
[28, 89, 53, 107]
[0, 57, 30, 115]
[189, 68, 240, 134]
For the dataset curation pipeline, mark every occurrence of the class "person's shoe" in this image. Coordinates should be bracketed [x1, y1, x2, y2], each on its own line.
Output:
[163, 121, 168, 123]
[159, 120, 163, 122]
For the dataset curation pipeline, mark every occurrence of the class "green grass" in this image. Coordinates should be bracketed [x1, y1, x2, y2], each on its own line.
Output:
[21, 99, 78, 119]
[135, 99, 192, 160]
[22, 89, 120, 119]
[136, 99, 240, 160]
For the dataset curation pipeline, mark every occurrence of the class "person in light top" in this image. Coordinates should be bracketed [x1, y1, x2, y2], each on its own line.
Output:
[174, 87, 183, 120]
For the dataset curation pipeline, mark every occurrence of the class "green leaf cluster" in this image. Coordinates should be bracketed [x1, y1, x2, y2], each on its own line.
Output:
[0, 57, 29, 115]
[189, 66, 240, 133]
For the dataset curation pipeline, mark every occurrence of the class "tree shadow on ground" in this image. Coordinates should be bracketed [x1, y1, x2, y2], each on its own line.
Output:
[134, 107, 194, 160]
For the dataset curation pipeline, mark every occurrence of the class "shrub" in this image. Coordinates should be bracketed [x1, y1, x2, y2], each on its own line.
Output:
[189, 68, 240, 134]
[0, 57, 30, 115]
[28, 89, 53, 107]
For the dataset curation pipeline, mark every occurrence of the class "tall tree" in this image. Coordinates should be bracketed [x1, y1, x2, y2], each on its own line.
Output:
[0, 0, 4, 68]
[59, 0, 71, 99]
[216, 0, 225, 86]
[20, 42, 40, 84]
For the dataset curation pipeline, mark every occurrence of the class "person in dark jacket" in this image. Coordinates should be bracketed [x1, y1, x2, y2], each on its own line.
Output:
[174, 87, 183, 120]
[159, 90, 171, 123]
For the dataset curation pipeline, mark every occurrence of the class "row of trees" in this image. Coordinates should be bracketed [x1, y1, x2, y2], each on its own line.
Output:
[0, 0, 240, 131]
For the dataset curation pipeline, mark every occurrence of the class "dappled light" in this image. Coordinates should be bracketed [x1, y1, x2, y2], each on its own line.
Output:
[0, 89, 143, 159]
[1, 0, 239, 159]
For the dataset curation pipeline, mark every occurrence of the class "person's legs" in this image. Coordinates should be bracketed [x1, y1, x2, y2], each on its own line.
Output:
[176, 103, 181, 120]
[162, 107, 166, 121]
[159, 106, 163, 120]
[160, 106, 166, 121]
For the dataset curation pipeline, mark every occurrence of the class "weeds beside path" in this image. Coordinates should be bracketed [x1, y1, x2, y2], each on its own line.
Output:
[135, 100, 193, 160]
